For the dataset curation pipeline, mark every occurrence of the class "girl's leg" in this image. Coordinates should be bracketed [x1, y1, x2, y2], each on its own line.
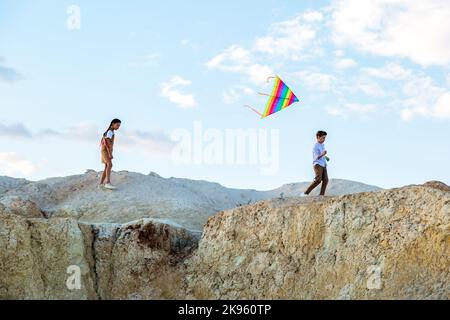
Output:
[100, 164, 107, 185]
[105, 162, 113, 184]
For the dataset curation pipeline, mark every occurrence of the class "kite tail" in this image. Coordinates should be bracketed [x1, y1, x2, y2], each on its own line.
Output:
[244, 105, 263, 117]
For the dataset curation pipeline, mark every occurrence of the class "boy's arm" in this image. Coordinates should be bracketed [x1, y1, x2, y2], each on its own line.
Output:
[313, 145, 325, 160]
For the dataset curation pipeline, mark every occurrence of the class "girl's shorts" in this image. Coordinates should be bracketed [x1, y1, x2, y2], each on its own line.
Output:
[101, 149, 112, 164]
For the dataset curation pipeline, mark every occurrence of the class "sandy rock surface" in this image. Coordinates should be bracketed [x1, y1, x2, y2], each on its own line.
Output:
[1, 172, 447, 300]
[0, 171, 381, 231]
[186, 185, 450, 299]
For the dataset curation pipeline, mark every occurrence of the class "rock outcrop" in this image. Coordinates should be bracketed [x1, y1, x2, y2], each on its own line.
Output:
[0, 207, 199, 299]
[185, 184, 450, 299]
[0, 211, 96, 299]
[0, 171, 381, 231]
[0, 178, 448, 300]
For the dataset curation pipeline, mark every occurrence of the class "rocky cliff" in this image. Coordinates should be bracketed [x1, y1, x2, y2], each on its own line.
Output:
[0, 178, 448, 300]
[186, 183, 449, 299]
[0, 209, 199, 299]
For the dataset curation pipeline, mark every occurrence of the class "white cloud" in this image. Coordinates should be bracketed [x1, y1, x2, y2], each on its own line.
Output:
[180, 39, 199, 49]
[0, 152, 44, 176]
[206, 45, 252, 70]
[363, 62, 413, 80]
[143, 53, 160, 66]
[222, 86, 254, 104]
[118, 129, 176, 156]
[65, 122, 100, 141]
[206, 45, 273, 85]
[345, 103, 377, 113]
[223, 90, 240, 105]
[335, 58, 357, 69]
[334, 50, 345, 57]
[399, 75, 450, 121]
[402, 76, 442, 98]
[160, 76, 198, 108]
[0, 122, 32, 138]
[303, 11, 324, 22]
[400, 106, 429, 121]
[204, 3, 450, 122]
[205, 11, 324, 84]
[253, 12, 322, 60]
[0, 122, 176, 156]
[0, 58, 24, 83]
[400, 90, 450, 121]
[244, 64, 274, 85]
[327, 102, 377, 117]
[357, 83, 384, 97]
[433, 92, 450, 119]
[64, 124, 177, 157]
[294, 70, 336, 91]
[326, 106, 341, 117]
[331, 0, 450, 66]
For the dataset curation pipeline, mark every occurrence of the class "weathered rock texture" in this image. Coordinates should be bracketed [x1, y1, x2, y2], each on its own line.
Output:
[0, 206, 199, 300]
[0, 210, 96, 299]
[0, 182, 449, 300]
[186, 185, 449, 299]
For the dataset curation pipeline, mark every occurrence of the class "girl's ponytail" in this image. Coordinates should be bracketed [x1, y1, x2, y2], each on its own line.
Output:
[103, 118, 122, 137]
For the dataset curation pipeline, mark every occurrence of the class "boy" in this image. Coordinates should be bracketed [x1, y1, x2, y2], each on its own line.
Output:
[303, 131, 329, 196]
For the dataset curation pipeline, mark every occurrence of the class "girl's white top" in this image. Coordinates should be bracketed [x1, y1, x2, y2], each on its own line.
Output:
[106, 130, 114, 139]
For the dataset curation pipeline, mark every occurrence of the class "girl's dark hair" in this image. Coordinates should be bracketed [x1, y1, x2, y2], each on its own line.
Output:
[103, 119, 121, 137]
[316, 131, 327, 138]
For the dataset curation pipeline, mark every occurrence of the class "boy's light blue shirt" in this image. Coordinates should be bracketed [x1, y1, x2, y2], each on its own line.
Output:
[313, 143, 327, 168]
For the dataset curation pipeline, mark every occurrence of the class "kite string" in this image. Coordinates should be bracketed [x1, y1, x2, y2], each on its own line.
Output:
[244, 105, 263, 117]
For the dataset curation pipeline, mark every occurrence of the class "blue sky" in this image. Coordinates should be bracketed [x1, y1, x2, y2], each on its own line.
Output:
[1, 0, 449, 190]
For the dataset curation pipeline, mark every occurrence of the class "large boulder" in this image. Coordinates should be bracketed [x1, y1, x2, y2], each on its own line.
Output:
[185, 185, 450, 299]
[0, 207, 199, 299]
[0, 213, 96, 299]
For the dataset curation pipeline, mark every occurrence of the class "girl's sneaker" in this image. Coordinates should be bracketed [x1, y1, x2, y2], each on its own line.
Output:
[104, 183, 117, 190]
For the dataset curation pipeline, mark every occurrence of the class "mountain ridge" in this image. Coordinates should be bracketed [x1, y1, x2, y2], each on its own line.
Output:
[0, 170, 382, 231]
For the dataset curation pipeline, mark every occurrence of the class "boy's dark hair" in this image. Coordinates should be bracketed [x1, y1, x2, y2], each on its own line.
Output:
[316, 131, 327, 138]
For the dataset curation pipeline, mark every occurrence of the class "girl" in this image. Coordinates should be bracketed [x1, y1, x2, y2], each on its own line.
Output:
[100, 118, 121, 189]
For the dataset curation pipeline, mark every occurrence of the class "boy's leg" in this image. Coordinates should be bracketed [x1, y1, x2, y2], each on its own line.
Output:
[320, 167, 329, 196]
[305, 165, 323, 195]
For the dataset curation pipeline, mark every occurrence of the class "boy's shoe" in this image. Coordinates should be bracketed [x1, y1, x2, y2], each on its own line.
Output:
[104, 183, 117, 190]
[300, 193, 308, 197]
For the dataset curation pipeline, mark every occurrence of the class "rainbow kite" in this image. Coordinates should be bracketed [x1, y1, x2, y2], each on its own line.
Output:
[245, 76, 300, 119]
